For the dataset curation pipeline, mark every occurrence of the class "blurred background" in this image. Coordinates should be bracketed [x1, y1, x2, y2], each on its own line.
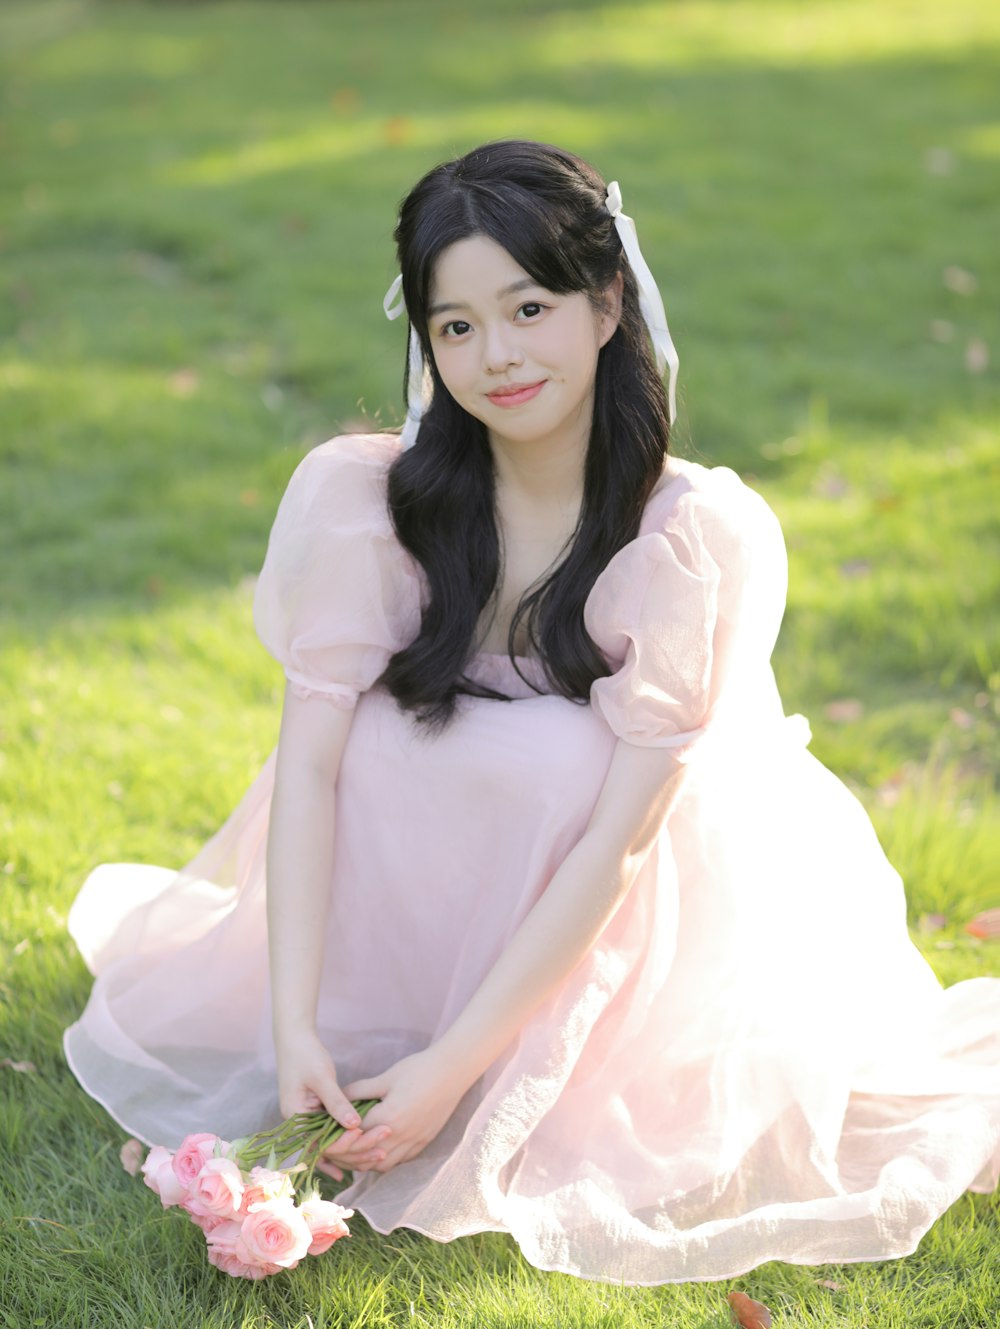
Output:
[1, 0, 998, 996]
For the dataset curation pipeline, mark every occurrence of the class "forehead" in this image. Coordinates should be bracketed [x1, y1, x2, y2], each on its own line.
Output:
[428, 235, 540, 314]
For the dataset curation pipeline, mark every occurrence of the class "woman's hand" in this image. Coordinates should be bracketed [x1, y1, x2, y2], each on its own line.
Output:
[320, 1046, 470, 1178]
[274, 1028, 389, 1181]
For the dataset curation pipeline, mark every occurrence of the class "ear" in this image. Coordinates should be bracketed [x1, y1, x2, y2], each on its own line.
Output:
[597, 270, 624, 349]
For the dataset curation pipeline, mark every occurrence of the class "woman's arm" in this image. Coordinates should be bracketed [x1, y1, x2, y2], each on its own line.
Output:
[268, 686, 396, 1173]
[267, 685, 354, 1040]
[429, 739, 688, 1091]
[266, 686, 375, 1130]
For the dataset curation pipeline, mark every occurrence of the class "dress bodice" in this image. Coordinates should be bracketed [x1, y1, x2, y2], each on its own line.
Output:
[462, 651, 552, 700]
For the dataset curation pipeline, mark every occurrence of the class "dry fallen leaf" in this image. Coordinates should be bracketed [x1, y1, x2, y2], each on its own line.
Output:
[943, 265, 977, 295]
[929, 318, 955, 343]
[965, 909, 1000, 940]
[168, 368, 199, 397]
[120, 1138, 145, 1177]
[824, 698, 864, 724]
[383, 115, 411, 146]
[924, 146, 955, 176]
[875, 768, 909, 808]
[0, 1058, 37, 1073]
[331, 86, 360, 115]
[838, 559, 871, 579]
[814, 472, 851, 499]
[816, 1277, 844, 1291]
[965, 338, 989, 374]
[728, 1290, 773, 1328]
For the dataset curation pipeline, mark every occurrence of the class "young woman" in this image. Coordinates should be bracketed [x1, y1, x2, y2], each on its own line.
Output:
[65, 138, 1000, 1285]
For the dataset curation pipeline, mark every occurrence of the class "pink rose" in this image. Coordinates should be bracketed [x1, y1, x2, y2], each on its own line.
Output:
[208, 1247, 282, 1279]
[186, 1158, 245, 1220]
[186, 1208, 226, 1235]
[141, 1145, 187, 1208]
[237, 1165, 295, 1217]
[235, 1198, 312, 1270]
[206, 1220, 281, 1280]
[171, 1133, 221, 1189]
[298, 1195, 354, 1255]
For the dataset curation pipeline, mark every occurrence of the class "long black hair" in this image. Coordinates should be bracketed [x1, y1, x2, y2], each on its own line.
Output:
[377, 138, 672, 734]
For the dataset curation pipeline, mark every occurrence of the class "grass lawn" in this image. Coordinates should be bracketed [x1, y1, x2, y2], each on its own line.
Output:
[1, 0, 998, 1325]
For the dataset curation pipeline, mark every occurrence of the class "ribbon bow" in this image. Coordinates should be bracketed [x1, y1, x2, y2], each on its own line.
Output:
[382, 275, 431, 449]
[605, 181, 679, 424]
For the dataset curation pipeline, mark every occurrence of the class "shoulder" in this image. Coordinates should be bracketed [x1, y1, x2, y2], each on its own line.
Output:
[285, 429, 406, 486]
[640, 454, 785, 561]
[255, 430, 419, 617]
[273, 431, 406, 532]
[305, 430, 405, 470]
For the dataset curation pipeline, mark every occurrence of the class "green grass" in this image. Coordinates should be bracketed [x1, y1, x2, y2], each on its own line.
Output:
[1, 0, 998, 1324]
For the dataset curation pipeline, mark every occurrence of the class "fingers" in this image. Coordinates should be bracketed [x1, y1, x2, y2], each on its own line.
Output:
[302, 1061, 363, 1131]
[280, 1084, 324, 1119]
[320, 1083, 364, 1131]
[320, 1123, 391, 1174]
[317, 1148, 384, 1178]
[327, 1124, 391, 1159]
[369, 1135, 425, 1173]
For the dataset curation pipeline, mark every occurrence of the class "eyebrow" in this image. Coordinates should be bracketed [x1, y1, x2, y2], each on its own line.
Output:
[427, 278, 542, 318]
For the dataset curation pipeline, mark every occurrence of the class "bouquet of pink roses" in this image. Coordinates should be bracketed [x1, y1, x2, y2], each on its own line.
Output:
[139, 1102, 378, 1280]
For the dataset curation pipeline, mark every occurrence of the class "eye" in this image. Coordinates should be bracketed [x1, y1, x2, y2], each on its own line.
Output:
[438, 303, 547, 339]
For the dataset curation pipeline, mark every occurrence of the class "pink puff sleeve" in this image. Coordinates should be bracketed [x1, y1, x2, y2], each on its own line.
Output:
[252, 434, 421, 707]
[584, 466, 790, 761]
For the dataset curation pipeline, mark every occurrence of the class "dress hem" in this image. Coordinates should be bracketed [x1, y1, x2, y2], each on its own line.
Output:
[345, 1204, 936, 1287]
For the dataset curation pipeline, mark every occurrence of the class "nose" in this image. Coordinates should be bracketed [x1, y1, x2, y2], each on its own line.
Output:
[482, 321, 524, 374]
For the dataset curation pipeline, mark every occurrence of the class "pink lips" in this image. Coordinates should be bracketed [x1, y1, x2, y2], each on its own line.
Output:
[486, 380, 546, 407]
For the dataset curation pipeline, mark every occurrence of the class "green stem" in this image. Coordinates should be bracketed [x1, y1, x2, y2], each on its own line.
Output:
[232, 1099, 382, 1183]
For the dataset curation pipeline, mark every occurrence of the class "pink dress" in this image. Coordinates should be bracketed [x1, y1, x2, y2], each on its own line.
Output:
[64, 431, 1000, 1285]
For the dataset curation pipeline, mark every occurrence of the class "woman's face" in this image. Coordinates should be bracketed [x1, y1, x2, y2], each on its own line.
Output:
[425, 234, 621, 457]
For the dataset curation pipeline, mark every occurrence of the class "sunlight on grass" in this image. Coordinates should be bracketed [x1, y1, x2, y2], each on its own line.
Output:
[158, 104, 639, 188]
[869, 756, 1000, 922]
[958, 122, 1000, 159]
[533, 0, 1000, 71]
[0, 356, 195, 409]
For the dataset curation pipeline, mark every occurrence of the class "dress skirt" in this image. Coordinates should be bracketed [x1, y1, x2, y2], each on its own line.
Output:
[64, 651, 1000, 1285]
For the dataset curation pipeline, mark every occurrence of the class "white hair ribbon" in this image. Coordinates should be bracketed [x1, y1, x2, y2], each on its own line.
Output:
[383, 274, 431, 450]
[604, 180, 679, 425]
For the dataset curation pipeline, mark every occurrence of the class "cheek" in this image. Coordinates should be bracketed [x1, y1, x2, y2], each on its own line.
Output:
[431, 346, 471, 396]
[543, 318, 597, 376]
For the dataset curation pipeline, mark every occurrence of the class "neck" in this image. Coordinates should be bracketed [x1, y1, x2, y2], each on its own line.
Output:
[487, 411, 590, 511]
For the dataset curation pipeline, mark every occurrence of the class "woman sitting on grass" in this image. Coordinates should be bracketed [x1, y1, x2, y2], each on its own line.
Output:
[64, 137, 1000, 1285]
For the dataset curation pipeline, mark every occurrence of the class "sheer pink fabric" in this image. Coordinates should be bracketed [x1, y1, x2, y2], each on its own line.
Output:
[64, 433, 1000, 1285]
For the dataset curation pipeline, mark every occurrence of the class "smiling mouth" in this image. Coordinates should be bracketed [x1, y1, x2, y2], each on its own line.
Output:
[486, 381, 547, 405]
